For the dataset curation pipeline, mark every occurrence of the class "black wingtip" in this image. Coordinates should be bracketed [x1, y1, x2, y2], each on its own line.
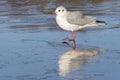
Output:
[96, 20, 107, 25]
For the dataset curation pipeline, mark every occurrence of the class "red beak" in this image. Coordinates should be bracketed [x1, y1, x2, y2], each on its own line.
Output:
[52, 12, 56, 14]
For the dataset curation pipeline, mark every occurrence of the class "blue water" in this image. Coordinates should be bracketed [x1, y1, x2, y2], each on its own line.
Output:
[0, 0, 120, 80]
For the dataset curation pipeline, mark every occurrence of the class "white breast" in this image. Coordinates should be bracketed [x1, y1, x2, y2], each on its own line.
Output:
[56, 15, 81, 31]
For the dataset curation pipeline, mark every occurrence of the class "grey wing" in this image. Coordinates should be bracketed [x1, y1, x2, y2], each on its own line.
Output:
[66, 11, 96, 26]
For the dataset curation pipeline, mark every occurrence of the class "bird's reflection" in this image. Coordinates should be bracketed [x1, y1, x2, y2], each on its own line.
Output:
[58, 49, 101, 77]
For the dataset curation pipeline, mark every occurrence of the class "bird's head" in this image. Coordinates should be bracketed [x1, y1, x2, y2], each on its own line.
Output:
[53, 6, 67, 16]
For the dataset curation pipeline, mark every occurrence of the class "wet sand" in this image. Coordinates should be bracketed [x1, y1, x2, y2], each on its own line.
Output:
[0, 0, 120, 80]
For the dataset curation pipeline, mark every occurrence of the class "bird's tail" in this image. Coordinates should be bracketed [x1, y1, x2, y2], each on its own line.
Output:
[96, 20, 107, 25]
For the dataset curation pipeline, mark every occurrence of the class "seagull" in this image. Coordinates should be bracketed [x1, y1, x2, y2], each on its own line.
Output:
[53, 6, 106, 49]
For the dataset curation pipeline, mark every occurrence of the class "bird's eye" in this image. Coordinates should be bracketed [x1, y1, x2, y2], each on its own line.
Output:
[62, 9, 64, 12]
[58, 10, 61, 12]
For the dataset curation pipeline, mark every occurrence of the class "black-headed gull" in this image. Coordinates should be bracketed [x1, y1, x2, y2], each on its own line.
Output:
[53, 6, 106, 49]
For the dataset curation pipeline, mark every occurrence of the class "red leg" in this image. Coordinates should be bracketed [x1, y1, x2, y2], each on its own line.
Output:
[63, 31, 76, 41]
[62, 31, 77, 49]
[69, 31, 76, 41]
[63, 32, 71, 40]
